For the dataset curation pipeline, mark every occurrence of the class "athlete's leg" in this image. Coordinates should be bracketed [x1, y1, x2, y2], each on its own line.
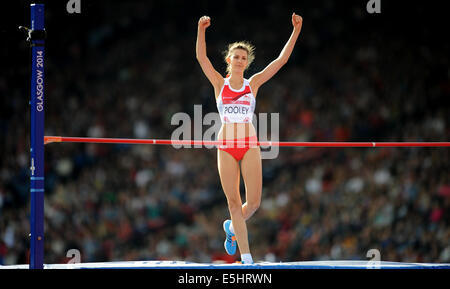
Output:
[218, 149, 250, 255]
[240, 146, 262, 220]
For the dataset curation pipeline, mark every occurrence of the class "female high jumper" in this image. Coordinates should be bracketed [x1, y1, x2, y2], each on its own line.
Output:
[196, 12, 303, 264]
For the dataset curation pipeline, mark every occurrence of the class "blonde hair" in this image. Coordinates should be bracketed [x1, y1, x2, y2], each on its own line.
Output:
[223, 41, 255, 75]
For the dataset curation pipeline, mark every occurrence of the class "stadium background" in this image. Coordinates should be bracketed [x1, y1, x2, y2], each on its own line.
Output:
[0, 0, 448, 265]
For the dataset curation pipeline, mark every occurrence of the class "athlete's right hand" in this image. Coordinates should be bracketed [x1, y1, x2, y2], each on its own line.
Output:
[198, 16, 211, 30]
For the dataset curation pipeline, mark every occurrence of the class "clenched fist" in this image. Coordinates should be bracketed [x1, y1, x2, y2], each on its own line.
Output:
[198, 16, 211, 30]
[292, 13, 303, 31]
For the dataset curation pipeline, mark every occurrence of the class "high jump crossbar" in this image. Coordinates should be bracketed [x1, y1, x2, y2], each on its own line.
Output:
[44, 136, 450, 147]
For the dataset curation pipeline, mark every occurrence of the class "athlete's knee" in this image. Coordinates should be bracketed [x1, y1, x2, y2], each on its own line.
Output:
[247, 198, 261, 213]
[247, 187, 261, 212]
[226, 197, 242, 214]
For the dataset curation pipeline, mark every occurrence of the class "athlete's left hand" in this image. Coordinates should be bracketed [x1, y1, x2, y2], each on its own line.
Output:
[292, 13, 303, 31]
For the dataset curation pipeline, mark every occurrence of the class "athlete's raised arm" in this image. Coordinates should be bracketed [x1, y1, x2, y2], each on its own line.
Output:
[249, 13, 303, 95]
[196, 16, 224, 96]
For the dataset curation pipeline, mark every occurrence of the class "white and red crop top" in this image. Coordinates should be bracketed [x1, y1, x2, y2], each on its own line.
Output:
[216, 77, 256, 124]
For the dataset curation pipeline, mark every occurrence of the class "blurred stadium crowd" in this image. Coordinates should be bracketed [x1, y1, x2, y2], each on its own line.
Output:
[0, 1, 449, 264]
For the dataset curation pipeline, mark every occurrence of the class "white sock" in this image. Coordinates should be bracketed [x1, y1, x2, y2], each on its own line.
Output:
[241, 253, 253, 264]
[229, 221, 235, 234]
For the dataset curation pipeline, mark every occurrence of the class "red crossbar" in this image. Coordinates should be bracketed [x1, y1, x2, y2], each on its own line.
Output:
[43, 136, 450, 147]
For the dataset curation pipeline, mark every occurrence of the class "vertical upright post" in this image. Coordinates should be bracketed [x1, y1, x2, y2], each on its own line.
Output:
[29, 3, 45, 269]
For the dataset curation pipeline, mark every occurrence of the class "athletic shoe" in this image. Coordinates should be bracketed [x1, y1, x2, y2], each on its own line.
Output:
[223, 219, 237, 255]
[235, 260, 254, 264]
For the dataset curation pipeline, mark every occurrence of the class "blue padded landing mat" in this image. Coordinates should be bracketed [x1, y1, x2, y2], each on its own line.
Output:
[1, 260, 449, 269]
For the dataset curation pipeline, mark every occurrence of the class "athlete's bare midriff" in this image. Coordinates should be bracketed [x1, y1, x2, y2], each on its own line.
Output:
[217, 122, 257, 140]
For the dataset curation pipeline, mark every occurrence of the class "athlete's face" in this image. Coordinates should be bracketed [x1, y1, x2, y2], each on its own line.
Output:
[228, 49, 248, 72]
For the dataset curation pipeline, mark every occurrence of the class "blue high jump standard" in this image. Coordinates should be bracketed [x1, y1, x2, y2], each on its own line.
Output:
[29, 3, 46, 270]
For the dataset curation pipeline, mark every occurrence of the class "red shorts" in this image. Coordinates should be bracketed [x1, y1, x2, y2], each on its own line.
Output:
[218, 136, 258, 161]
